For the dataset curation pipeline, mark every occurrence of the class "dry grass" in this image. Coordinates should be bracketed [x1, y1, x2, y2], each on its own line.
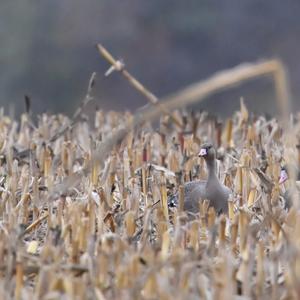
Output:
[0, 52, 299, 299]
[0, 103, 299, 299]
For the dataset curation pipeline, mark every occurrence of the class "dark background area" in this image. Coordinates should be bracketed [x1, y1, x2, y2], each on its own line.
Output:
[1, 1, 299, 117]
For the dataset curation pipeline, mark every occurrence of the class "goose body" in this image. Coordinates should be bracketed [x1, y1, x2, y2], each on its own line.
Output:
[168, 143, 231, 214]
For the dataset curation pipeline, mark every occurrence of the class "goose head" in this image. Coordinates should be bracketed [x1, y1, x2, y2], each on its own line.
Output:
[279, 166, 300, 184]
[198, 143, 216, 162]
[279, 167, 288, 184]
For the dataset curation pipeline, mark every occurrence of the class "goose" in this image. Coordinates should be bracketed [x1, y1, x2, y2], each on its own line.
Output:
[279, 166, 300, 184]
[279, 167, 300, 209]
[168, 143, 231, 215]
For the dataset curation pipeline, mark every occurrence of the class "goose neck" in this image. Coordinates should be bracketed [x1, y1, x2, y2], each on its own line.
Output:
[206, 160, 216, 179]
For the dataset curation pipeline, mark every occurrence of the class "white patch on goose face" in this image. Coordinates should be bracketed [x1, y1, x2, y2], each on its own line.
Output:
[199, 148, 207, 157]
[279, 169, 288, 184]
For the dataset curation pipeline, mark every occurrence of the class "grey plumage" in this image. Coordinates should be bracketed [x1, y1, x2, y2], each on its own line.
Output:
[168, 143, 231, 214]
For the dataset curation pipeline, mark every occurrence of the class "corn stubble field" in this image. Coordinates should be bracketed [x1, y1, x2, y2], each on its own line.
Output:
[1, 58, 300, 299]
[0, 103, 298, 300]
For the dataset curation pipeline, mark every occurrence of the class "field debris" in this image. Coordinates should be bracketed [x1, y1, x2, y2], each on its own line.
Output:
[0, 98, 299, 299]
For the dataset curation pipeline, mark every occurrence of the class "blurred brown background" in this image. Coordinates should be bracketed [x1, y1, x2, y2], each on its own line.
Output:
[1, 1, 299, 117]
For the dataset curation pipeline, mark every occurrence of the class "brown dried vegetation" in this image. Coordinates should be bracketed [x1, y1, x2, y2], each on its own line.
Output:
[0, 53, 299, 299]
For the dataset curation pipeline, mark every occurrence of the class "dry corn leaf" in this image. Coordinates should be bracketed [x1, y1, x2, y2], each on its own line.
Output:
[124, 211, 136, 237]
[240, 97, 249, 123]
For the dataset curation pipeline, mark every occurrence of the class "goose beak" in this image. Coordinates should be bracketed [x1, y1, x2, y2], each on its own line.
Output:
[279, 169, 288, 184]
[199, 148, 207, 157]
